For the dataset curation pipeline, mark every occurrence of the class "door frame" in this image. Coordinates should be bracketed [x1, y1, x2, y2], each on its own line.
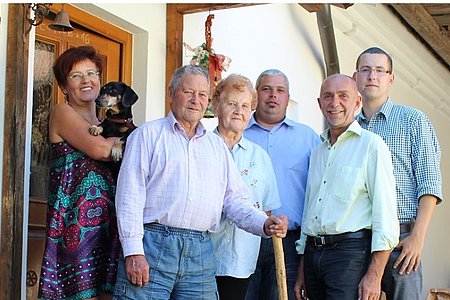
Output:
[1, 4, 132, 299]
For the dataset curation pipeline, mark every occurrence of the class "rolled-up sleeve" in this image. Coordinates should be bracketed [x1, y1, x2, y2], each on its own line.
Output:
[367, 137, 399, 252]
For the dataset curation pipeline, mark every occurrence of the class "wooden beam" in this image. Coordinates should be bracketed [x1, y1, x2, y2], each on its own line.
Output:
[432, 15, 450, 29]
[1, 3, 28, 299]
[299, 3, 353, 13]
[173, 3, 262, 14]
[391, 4, 450, 68]
[165, 4, 184, 115]
[422, 4, 450, 16]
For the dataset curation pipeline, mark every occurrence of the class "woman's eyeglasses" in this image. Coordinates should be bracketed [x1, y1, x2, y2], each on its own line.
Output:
[68, 70, 100, 81]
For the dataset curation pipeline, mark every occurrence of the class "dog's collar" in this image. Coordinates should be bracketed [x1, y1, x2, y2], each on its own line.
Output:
[108, 117, 136, 130]
[108, 117, 133, 124]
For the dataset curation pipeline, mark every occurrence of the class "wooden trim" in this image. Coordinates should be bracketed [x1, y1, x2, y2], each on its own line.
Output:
[391, 4, 450, 68]
[1, 4, 28, 299]
[50, 3, 133, 84]
[172, 3, 261, 14]
[165, 4, 184, 115]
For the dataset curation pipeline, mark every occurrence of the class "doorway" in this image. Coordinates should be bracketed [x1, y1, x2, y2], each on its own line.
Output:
[26, 5, 132, 299]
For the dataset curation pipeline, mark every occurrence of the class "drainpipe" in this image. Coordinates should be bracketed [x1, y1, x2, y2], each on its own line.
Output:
[316, 4, 340, 76]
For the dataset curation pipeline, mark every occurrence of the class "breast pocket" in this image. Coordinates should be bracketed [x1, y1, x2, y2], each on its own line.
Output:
[330, 166, 364, 203]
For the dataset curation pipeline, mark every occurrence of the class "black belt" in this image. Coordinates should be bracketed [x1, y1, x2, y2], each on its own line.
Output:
[307, 229, 371, 248]
[400, 223, 412, 234]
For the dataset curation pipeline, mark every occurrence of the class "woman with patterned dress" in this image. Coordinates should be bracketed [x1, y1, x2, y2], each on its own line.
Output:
[38, 46, 121, 300]
[210, 74, 281, 300]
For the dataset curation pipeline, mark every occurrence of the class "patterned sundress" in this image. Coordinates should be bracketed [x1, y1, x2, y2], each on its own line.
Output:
[38, 141, 121, 299]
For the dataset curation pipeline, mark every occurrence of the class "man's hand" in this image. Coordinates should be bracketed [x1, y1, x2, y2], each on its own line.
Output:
[358, 250, 390, 300]
[394, 195, 437, 275]
[264, 214, 288, 237]
[358, 271, 382, 300]
[393, 232, 424, 275]
[294, 256, 307, 300]
[125, 254, 150, 286]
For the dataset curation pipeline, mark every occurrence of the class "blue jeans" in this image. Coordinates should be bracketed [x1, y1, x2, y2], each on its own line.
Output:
[113, 223, 218, 300]
[382, 232, 422, 300]
[245, 229, 300, 300]
[303, 237, 371, 300]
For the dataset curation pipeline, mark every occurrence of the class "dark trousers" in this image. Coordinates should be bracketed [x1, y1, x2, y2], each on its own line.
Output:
[216, 276, 251, 300]
[245, 229, 301, 300]
[304, 237, 371, 300]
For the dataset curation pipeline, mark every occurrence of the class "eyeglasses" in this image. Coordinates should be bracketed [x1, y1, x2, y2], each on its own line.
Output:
[68, 70, 100, 81]
[356, 66, 391, 76]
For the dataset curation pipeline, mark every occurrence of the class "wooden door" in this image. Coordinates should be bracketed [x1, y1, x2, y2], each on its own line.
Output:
[26, 14, 122, 299]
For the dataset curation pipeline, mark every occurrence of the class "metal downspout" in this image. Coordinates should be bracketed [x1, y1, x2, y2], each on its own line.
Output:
[316, 4, 340, 76]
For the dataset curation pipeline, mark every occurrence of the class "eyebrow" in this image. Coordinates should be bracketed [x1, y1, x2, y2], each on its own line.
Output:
[359, 65, 387, 69]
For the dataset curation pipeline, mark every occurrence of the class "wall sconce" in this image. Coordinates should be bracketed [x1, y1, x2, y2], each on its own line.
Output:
[24, 3, 74, 35]
[25, 3, 51, 35]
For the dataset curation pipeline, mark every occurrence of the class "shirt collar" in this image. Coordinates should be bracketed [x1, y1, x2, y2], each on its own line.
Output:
[360, 97, 394, 121]
[213, 127, 248, 151]
[320, 120, 362, 145]
[246, 113, 293, 130]
[167, 111, 207, 137]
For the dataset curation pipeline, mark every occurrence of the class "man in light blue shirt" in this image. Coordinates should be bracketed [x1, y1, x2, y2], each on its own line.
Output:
[245, 69, 320, 300]
[294, 74, 399, 300]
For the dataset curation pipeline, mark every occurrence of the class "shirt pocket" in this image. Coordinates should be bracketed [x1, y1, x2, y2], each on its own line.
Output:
[329, 166, 364, 203]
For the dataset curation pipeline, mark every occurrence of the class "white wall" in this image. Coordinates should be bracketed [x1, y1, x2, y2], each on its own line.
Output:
[184, 4, 326, 134]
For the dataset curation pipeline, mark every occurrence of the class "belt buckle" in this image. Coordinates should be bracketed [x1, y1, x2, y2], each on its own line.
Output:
[314, 236, 326, 247]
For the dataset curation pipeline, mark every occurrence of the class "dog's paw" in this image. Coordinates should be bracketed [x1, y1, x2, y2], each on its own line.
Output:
[89, 125, 103, 136]
[111, 139, 124, 162]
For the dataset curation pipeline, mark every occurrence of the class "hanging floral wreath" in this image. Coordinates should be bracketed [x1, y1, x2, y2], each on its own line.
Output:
[183, 14, 232, 117]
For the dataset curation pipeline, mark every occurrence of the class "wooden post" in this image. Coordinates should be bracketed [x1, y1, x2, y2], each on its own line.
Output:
[273, 236, 288, 300]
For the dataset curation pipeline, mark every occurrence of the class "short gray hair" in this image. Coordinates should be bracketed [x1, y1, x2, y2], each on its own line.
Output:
[255, 69, 289, 91]
[169, 65, 210, 92]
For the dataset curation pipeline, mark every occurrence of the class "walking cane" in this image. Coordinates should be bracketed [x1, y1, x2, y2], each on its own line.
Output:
[273, 236, 288, 300]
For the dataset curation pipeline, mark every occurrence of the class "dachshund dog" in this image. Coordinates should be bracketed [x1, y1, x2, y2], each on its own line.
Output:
[89, 81, 138, 177]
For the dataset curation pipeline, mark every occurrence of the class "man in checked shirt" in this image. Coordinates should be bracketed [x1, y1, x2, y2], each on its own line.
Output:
[354, 47, 443, 300]
[112, 64, 288, 300]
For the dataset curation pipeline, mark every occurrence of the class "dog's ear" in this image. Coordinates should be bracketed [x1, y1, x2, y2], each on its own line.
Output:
[122, 84, 139, 107]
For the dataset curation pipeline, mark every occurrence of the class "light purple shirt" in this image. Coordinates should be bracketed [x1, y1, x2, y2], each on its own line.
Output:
[115, 112, 268, 257]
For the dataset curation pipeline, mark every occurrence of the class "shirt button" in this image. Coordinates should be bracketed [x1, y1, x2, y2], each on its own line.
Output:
[319, 198, 322, 201]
